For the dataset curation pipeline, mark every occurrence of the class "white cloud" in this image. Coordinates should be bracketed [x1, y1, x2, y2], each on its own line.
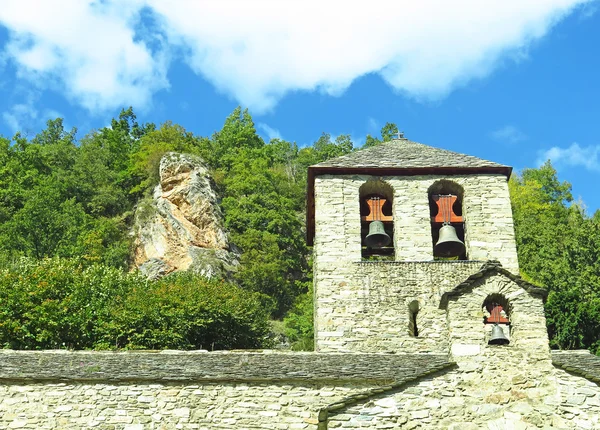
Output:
[0, 0, 168, 113]
[257, 122, 282, 141]
[537, 142, 600, 171]
[490, 125, 527, 143]
[2, 90, 38, 135]
[2, 91, 66, 135]
[367, 117, 380, 135]
[150, 0, 591, 112]
[0, 0, 592, 114]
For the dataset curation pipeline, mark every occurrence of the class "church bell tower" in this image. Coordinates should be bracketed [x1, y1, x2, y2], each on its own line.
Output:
[307, 137, 527, 353]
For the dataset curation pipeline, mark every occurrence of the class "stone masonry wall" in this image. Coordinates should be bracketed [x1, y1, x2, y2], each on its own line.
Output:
[2, 381, 361, 429]
[314, 261, 481, 353]
[313, 173, 519, 353]
[0, 351, 451, 430]
[553, 367, 600, 429]
[328, 364, 600, 429]
[327, 275, 583, 429]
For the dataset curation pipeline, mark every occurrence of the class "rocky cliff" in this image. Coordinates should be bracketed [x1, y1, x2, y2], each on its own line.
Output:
[132, 152, 239, 279]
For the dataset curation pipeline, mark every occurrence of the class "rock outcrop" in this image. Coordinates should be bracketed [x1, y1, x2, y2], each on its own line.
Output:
[132, 152, 239, 279]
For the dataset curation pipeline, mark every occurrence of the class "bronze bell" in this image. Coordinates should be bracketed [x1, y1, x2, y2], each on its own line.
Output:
[365, 221, 391, 248]
[433, 224, 465, 257]
[489, 324, 510, 345]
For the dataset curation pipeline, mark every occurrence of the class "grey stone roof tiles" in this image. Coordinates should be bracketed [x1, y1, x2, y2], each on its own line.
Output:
[312, 138, 509, 170]
[552, 350, 600, 384]
[0, 350, 452, 384]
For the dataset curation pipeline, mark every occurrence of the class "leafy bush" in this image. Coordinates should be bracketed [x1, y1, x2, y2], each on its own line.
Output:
[96, 272, 271, 350]
[283, 284, 314, 351]
[0, 259, 270, 350]
[0, 258, 133, 349]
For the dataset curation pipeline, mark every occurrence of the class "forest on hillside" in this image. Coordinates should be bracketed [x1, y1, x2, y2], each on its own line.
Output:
[0, 107, 598, 354]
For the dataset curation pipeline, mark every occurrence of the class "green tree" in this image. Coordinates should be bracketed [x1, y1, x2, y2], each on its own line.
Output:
[510, 161, 600, 354]
[364, 122, 399, 147]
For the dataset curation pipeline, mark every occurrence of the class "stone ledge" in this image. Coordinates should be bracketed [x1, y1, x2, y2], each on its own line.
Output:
[355, 260, 486, 265]
[0, 350, 452, 384]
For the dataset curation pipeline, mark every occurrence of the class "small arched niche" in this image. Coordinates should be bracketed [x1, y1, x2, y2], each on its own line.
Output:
[359, 180, 394, 260]
[482, 293, 510, 324]
[482, 293, 511, 345]
[428, 180, 466, 260]
[408, 300, 420, 337]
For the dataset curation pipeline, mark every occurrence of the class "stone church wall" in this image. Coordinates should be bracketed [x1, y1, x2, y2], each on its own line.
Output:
[328, 275, 599, 429]
[553, 367, 600, 429]
[312, 173, 519, 271]
[1, 350, 598, 429]
[314, 261, 481, 353]
[0, 350, 450, 430]
[328, 363, 600, 429]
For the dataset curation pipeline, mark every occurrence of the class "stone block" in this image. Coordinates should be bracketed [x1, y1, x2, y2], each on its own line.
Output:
[451, 344, 481, 356]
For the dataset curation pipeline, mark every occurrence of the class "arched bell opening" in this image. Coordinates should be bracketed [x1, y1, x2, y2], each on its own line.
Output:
[408, 300, 420, 337]
[359, 180, 394, 260]
[482, 293, 511, 345]
[428, 180, 466, 260]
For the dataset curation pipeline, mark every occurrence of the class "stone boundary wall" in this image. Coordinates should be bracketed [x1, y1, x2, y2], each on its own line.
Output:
[0, 351, 452, 429]
[1, 350, 599, 429]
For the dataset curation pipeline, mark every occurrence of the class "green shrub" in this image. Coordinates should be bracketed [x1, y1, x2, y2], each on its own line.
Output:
[96, 272, 271, 350]
[283, 285, 314, 351]
[0, 259, 271, 350]
[0, 258, 133, 349]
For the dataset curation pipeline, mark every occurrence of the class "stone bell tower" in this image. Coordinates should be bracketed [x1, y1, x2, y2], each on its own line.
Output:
[306, 137, 600, 430]
[307, 137, 545, 354]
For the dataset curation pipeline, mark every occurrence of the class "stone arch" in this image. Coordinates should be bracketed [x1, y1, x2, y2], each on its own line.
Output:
[442, 268, 548, 351]
[359, 179, 395, 259]
[427, 179, 466, 260]
[482, 293, 511, 323]
[482, 293, 511, 345]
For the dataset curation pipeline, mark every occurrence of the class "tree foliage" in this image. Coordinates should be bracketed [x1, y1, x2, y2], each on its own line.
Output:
[0, 258, 270, 350]
[0, 107, 359, 349]
[3, 108, 595, 354]
[510, 162, 600, 354]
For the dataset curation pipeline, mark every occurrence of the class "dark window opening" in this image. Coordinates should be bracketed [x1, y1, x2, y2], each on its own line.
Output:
[408, 300, 419, 337]
[483, 294, 511, 345]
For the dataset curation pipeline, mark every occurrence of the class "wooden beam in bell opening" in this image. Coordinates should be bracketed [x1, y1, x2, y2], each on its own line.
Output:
[485, 304, 510, 324]
[361, 198, 393, 222]
[431, 194, 463, 223]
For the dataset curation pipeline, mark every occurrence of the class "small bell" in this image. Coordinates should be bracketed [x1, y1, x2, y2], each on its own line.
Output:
[365, 221, 391, 248]
[434, 224, 465, 257]
[489, 324, 510, 345]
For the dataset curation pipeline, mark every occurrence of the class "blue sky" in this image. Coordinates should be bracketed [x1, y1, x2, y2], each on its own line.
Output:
[1, 1, 599, 212]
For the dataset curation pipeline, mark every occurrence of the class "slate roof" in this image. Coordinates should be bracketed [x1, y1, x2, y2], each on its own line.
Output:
[552, 350, 600, 384]
[0, 350, 452, 384]
[439, 261, 548, 309]
[312, 138, 509, 170]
